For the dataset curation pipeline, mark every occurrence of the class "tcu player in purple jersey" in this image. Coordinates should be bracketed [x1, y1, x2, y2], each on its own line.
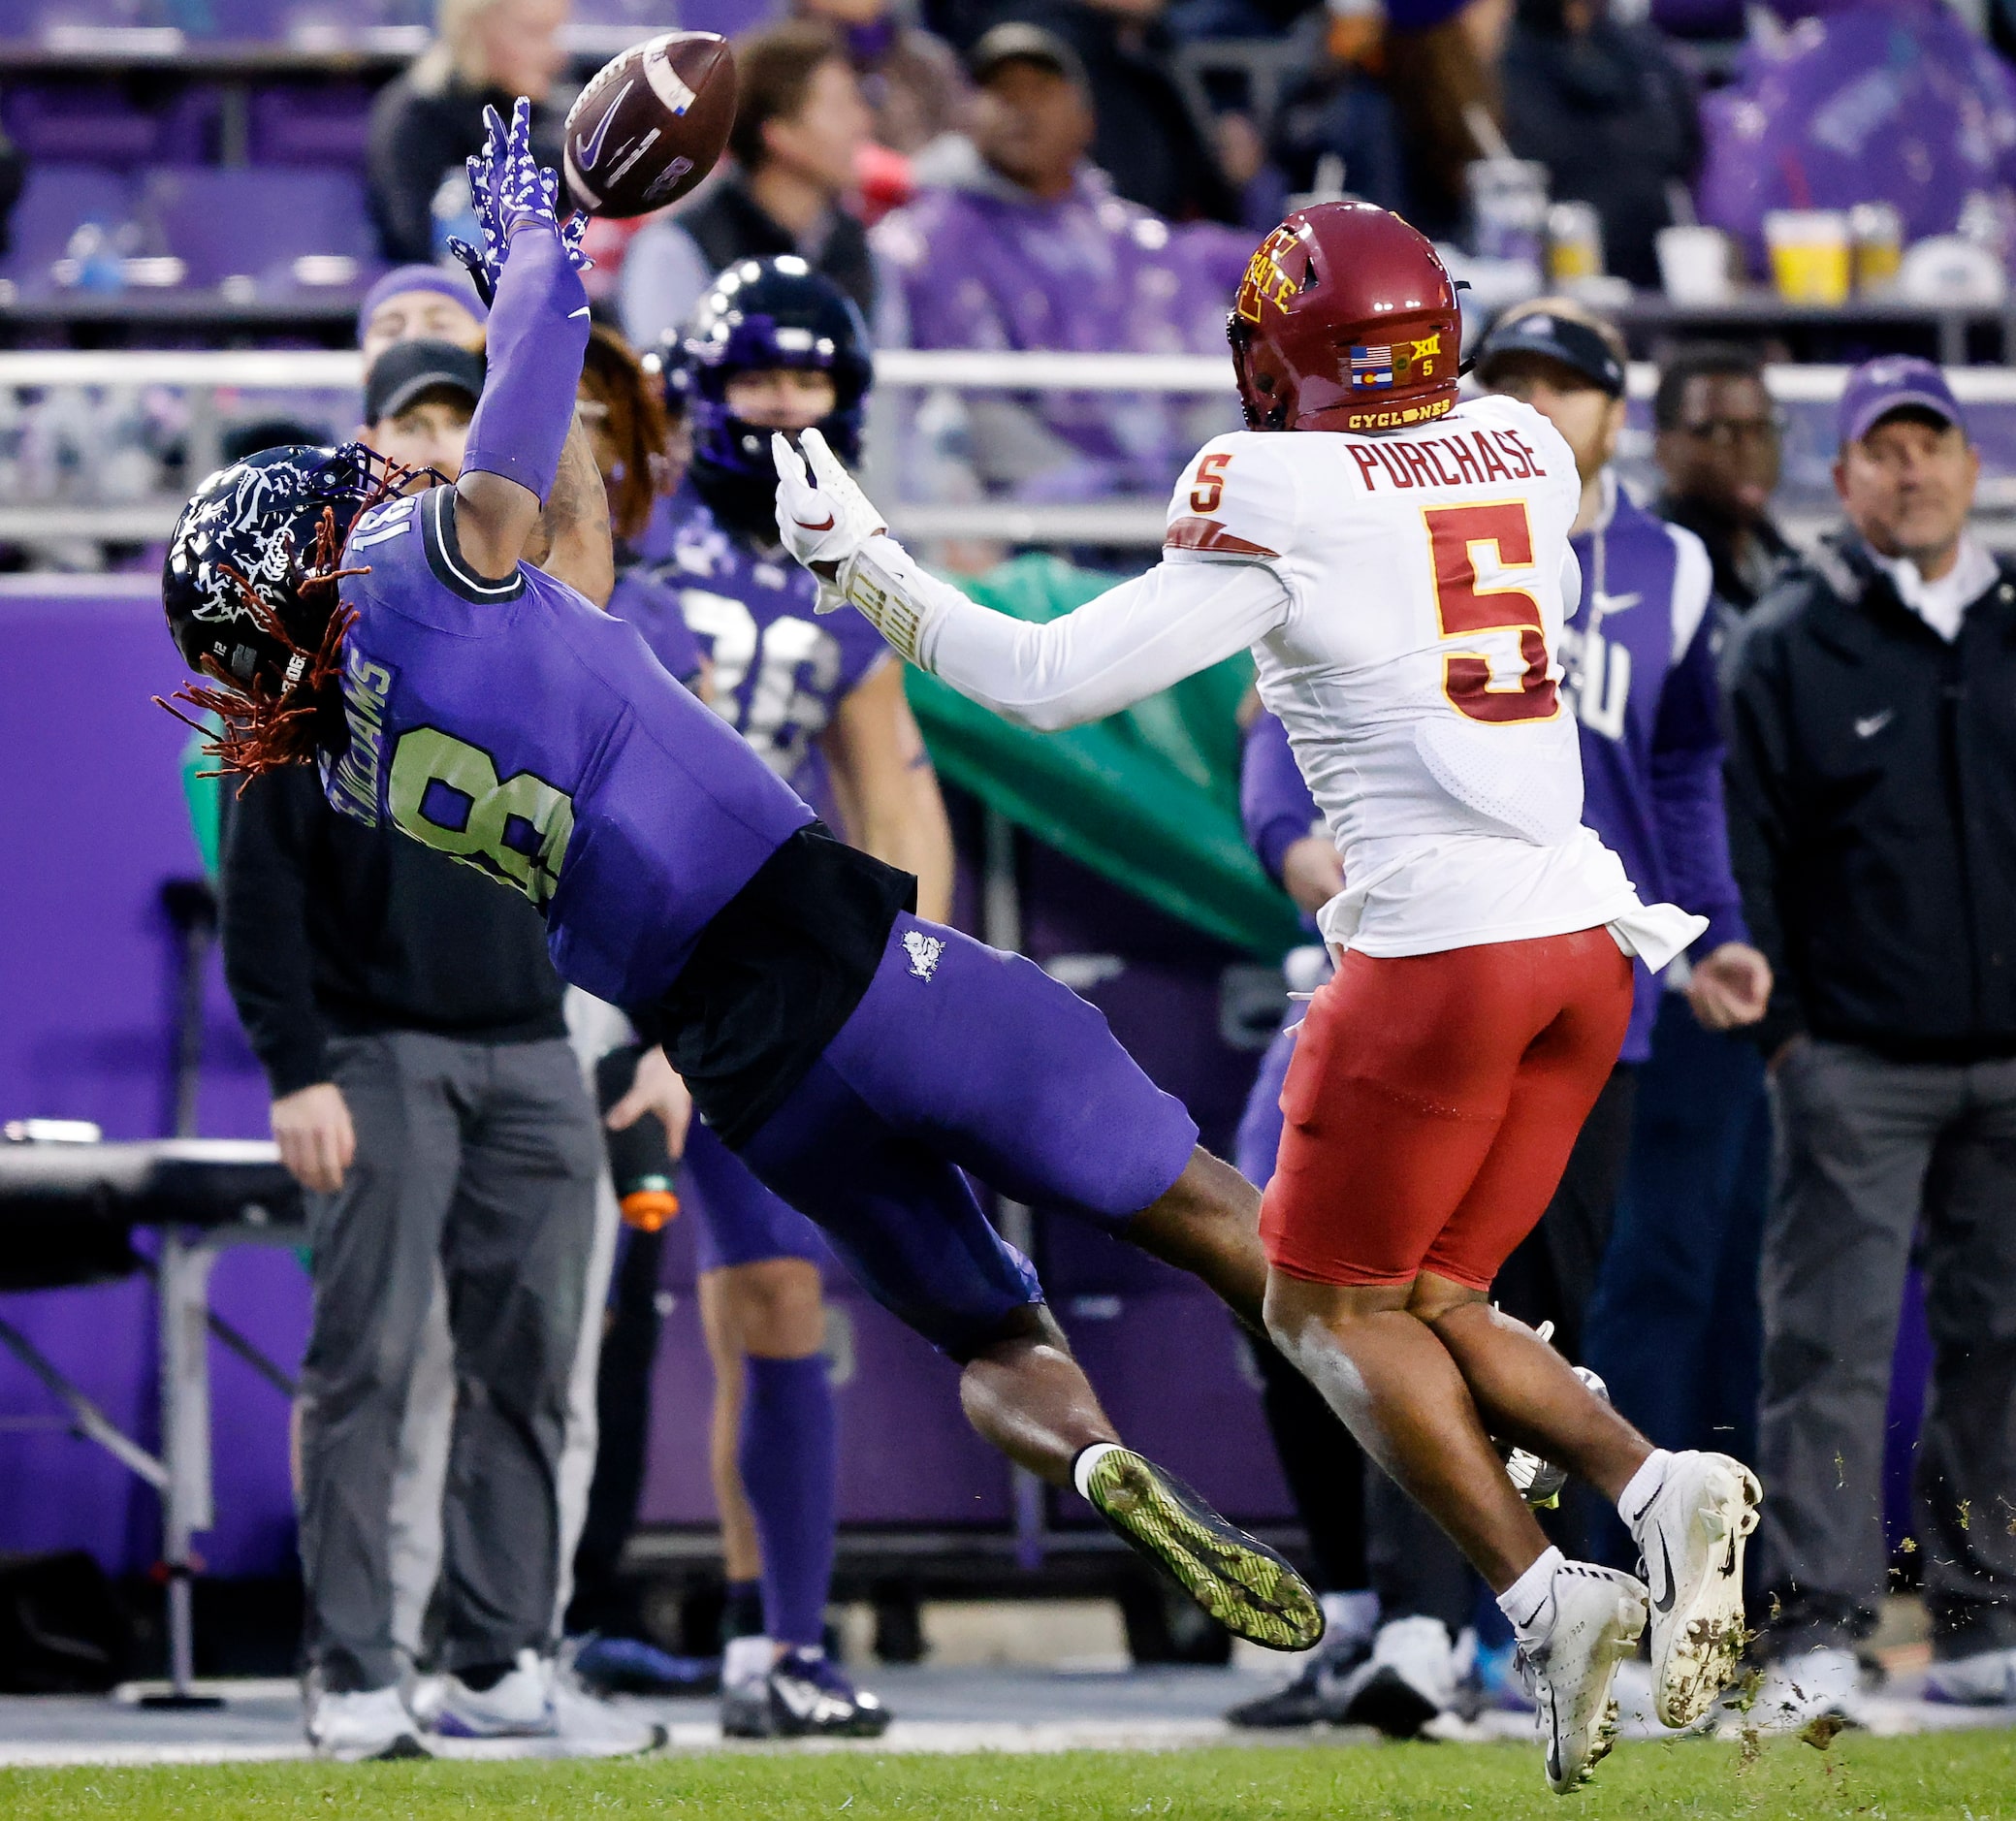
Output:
[159, 100, 1322, 1672]
[633, 261, 954, 1737]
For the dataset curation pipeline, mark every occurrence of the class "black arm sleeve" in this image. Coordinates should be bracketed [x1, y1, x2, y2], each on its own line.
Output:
[220, 770, 334, 1099]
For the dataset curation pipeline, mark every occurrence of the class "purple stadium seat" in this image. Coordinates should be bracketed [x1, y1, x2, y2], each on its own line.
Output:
[137, 165, 379, 292]
[4, 83, 219, 167]
[0, 163, 136, 297]
[247, 84, 374, 166]
[6, 86, 157, 167]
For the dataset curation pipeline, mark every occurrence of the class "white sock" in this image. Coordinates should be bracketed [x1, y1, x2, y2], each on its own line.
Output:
[722, 1635, 775, 1690]
[1072, 1441, 1124, 1501]
[1496, 1546, 1565, 1639]
[1617, 1450, 1675, 1530]
[1322, 1590, 1379, 1645]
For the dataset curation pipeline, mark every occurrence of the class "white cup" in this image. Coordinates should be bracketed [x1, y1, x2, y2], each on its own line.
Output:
[1655, 225, 1734, 304]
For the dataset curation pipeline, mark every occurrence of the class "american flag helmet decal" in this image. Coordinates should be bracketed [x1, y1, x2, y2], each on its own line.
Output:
[1349, 343, 1395, 389]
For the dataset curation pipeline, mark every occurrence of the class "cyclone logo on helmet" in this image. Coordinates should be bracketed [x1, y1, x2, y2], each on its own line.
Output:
[1227, 201, 1464, 436]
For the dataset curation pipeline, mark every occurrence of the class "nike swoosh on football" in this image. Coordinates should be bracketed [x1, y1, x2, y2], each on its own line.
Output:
[793, 513, 836, 532]
[576, 79, 633, 172]
[1653, 1533, 1679, 1613]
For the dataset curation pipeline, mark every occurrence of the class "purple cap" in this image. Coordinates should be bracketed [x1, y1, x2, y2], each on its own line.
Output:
[1838, 355, 1965, 446]
[355, 263, 489, 347]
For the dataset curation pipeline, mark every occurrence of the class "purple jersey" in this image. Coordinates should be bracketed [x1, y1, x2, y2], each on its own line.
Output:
[320, 484, 814, 1008]
[1566, 479, 1748, 1061]
[638, 486, 891, 789]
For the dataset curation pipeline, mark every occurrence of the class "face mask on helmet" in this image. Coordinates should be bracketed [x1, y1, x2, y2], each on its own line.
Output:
[158, 441, 399, 779]
[663, 257, 874, 533]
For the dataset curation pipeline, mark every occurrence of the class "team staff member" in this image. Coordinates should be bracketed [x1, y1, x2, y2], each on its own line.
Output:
[220, 339, 657, 1763]
[1652, 344, 1796, 614]
[1727, 356, 2016, 1723]
[1583, 340, 1792, 1506]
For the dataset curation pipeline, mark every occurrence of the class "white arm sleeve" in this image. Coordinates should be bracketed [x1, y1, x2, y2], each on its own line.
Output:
[837, 533, 1292, 732]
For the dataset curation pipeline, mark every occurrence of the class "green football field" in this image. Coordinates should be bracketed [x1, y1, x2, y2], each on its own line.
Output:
[4, 1733, 2013, 1820]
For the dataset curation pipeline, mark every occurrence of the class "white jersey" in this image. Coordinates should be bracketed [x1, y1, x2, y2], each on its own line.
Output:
[1158, 395, 1694, 961]
[823, 393, 1703, 967]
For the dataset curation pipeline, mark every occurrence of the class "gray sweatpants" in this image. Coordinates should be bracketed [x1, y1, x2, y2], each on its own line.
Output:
[1758, 1038, 2016, 1659]
[297, 1030, 601, 1692]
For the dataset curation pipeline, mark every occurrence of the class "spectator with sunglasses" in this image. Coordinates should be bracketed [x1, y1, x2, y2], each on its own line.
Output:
[1652, 345, 1797, 614]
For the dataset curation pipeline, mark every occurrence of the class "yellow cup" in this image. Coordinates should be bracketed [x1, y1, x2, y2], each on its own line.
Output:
[1765, 209, 1852, 304]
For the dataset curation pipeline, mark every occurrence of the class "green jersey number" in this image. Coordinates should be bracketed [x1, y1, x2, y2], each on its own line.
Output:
[388, 727, 575, 909]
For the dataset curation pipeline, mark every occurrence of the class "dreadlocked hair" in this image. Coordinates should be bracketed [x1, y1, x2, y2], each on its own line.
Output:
[156, 453, 419, 786]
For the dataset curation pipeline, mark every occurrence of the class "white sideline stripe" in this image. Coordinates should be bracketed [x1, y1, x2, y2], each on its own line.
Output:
[0, 1700, 2007, 1767]
[8, 348, 2016, 402]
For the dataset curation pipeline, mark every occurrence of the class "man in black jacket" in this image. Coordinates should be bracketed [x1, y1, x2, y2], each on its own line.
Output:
[1724, 355, 2016, 1723]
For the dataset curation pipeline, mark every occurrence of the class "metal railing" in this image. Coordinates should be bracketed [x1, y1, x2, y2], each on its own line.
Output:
[5, 350, 2016, 554]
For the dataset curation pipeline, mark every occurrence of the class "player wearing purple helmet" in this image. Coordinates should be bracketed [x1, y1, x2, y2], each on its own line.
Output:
[160, 102, 1323, 1689]
[615, 259, 953, 1737]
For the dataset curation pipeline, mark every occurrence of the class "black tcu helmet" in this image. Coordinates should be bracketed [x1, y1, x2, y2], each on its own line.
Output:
[160, 442, 382, 775]
[661, 256, 874, 534]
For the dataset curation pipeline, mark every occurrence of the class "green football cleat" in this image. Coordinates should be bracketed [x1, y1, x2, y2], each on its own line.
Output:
[1081, 1447, 1325, 1652]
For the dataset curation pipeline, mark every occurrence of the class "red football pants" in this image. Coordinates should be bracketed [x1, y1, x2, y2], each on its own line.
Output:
[1259, 928, 1634, 1293]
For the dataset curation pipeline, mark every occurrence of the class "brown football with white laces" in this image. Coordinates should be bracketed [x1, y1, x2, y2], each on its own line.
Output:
[562, 31, 736, 219]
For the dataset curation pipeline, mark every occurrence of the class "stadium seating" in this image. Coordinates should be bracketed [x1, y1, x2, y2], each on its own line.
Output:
[0, 163, 136, 297]
[134, 163, 378, 290]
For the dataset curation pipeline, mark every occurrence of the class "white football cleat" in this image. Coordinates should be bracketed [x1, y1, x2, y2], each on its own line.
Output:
[305, 1684, 430, 1762]
[430, 1648, 665, 1756]
[1518, 1561, 1648, 1795]
[1625, 1451, 1762, 1727]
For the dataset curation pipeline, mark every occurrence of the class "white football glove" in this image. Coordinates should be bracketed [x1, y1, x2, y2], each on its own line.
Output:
[772, 428, 886, 602]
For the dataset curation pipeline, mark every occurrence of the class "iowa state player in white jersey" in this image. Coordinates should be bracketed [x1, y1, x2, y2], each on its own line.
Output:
[772, 202, 1764, 1793]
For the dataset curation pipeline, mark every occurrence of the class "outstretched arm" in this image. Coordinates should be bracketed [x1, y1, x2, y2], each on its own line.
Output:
[449, 99, 595, 584]
[773, 430, 1291, 731]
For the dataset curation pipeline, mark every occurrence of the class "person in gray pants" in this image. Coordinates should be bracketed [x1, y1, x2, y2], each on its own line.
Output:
[1725, 355, 2016, 1720]
[221, 763, 661, 1761]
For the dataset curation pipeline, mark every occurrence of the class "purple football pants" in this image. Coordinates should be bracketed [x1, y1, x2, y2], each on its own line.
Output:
[737, 913, 1199, 1358]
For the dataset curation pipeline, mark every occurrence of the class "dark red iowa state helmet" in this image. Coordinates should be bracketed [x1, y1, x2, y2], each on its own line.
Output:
[1229, 200, 1462, 435]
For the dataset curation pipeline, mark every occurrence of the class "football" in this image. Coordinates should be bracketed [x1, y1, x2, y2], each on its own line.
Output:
[561, 31, 736, 219]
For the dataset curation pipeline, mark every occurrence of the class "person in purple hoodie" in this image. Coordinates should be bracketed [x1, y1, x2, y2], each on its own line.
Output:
[873, 22, 1249, 507]
[1227, 299, 1776, 1737]
[159, 103, 1322, 1747]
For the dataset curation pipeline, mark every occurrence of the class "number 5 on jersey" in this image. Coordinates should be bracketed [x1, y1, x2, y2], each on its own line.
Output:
[1424, 501, 1560, 725]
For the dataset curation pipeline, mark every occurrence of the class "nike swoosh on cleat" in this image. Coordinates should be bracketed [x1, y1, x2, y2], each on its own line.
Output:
[793, 513, 836, 531]
[1653, 1533, 1679, 1613]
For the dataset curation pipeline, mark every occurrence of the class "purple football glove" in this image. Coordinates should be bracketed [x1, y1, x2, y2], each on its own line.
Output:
[451, 96, 590, 305]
